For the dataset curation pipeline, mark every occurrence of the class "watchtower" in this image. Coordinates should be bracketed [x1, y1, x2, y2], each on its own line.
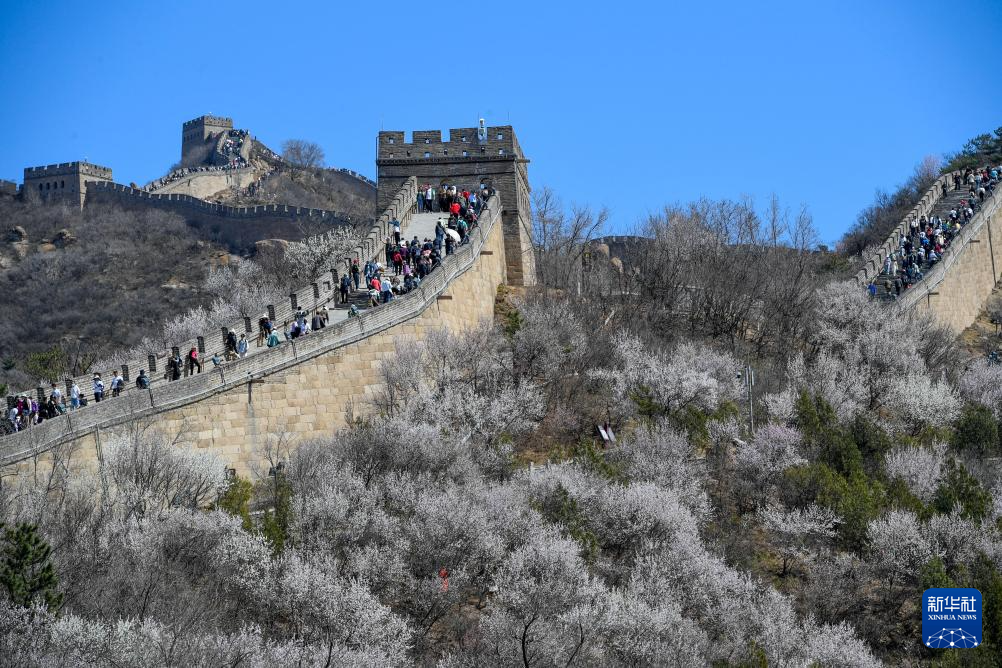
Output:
[22, 161, 114, 208]
[375, 124, 536, 286]
[181, 115, 233, 164]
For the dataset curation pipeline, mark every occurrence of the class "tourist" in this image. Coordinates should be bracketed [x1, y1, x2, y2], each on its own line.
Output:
[225, 330, 239, 361]
[340, 272, 352, 304]
[351, 260, 361, 290]
[70, 381, 80, 410]
[136, 370, 150, 389]
[237, 334, 249, 358]
[168, 351, 183, 381]
[111, 371, 124, 397]
[187, 347, 202, 376]
[257, 314, 271, 347]
[92, 373, 105, 403]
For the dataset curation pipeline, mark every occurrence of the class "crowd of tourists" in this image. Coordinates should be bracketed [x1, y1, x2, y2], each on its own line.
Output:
[219, 129, 249, 168]
[144, 163, 247, 192]
[417, 182, 492, 215]
[869, 166, 1001, 299]
[2, 370, 136, 434]
[2, 188, 493, 436]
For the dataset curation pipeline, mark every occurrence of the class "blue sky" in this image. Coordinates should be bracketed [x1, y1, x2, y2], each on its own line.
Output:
[1, 0, 999, 245]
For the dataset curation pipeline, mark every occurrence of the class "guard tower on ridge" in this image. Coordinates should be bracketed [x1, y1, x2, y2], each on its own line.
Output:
[375, 123, 536, 287]
[181, 115, 233, 165]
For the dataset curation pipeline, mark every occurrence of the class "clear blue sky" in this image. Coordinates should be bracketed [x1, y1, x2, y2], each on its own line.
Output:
[1, 0, 1000, 245]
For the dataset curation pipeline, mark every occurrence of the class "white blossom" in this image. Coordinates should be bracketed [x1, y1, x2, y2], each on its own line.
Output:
[884, 443, 946, 501]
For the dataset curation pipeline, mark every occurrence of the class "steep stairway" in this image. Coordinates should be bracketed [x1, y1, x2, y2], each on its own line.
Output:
[874, 181, 988, 299]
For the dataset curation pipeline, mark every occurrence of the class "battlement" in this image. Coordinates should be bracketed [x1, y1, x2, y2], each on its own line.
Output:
[377, 126, 523, 161]
[23, 161, 113, 179]
[183, 115, 233, 130]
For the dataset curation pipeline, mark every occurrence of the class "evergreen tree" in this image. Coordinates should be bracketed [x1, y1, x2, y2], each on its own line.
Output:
[0, 522, 62, 611]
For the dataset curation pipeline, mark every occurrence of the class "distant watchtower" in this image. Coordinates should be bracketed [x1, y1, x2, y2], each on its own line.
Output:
[376, 124, 536, 286]
[22, 161, 113, 208]
[181, 115, 233, 165]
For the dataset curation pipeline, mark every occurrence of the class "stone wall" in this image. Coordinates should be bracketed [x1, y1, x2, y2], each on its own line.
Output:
[149, 167, 259, 199]
[899, 188, 1002, 333]
[21, 177, 418, 410]
[1, 194, 507, 479]
[84, 181, 359, 250]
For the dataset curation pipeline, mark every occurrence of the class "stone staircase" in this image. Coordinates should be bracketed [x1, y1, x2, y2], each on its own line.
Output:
[873, 180, 989, 300]
[331, 290, 372, 310]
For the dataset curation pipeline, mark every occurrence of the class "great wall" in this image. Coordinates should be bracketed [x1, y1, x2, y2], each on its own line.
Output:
[18, 115, 375, 248]
[2, 114, 1000, 476]
[1, 118, 535, 478]
[854, 167, 1002, 333]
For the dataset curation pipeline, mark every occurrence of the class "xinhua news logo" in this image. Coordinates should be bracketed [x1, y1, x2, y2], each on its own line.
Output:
[922, 588, 982, 649]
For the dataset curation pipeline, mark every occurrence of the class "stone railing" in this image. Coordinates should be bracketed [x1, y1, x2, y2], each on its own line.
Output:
[897, 184, 1002, 310]
[4, 179, 417, 432]
[854, 170, 961, 287]
[0, 188, 498, 466]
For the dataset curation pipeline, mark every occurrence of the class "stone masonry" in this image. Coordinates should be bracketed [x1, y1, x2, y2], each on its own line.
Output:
[181, 115, 234, 163]
[22, 161, 113, 208]
[376, 125, 536, 286]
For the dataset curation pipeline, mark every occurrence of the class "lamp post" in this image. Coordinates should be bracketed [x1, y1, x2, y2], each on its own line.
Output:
[737, 364, 755, 435]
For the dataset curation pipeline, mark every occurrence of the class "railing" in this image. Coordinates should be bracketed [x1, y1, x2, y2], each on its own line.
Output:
[0, 185, 495, 466]
[897, 185, 1002, 309]
[5, 178, 418, 426]
[854, 170, 961, 287]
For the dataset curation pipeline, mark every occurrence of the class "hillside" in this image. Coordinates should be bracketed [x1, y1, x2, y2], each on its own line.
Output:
[214, 164, 377, 222]
[0, 199, 231, 391]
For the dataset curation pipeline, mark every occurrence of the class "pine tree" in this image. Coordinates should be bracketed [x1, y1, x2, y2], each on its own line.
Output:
[0, 522, 62, 611]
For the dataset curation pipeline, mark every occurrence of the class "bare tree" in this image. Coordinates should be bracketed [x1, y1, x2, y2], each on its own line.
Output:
[281, 139, 326, 173]
[531, 186, 608, 290]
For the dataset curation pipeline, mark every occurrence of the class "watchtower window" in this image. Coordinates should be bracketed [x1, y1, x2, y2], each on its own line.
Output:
[424, 138, 430, 144]
[498, 149, 506, 156]
[462, 150, 468, 157]
[388, 153, 394, 158]
[424, 151, 431, 158]
[461, 136, 468, 142]
[388, 137, 395, 144]
[443, 150, 448, 155]
[46, 182, 50, 190]
[406, 151, 411, 157]
[496, 133, 503, 140]
[61, 180, 65, 188]
[38, 184, 43, 191]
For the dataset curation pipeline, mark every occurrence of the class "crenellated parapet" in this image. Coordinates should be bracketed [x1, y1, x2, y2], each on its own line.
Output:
[23, 161, 114, 208]
[376, 123, 536, 286]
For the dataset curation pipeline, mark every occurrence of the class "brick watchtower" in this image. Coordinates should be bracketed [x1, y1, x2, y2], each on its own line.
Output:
[181, 115, 233, 165]
[375, 123, 536, 286]
[22, 161, 113, 208]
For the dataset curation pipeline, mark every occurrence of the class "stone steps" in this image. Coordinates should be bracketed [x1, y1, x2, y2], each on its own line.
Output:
[873, 180, 994, 299]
